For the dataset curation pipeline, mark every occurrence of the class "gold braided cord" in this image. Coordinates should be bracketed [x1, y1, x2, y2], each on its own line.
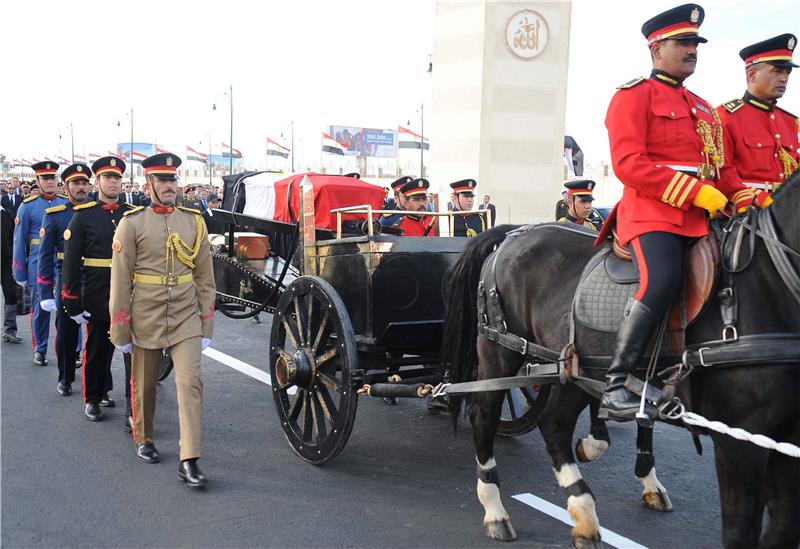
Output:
[777, 145, 799, 178]
[696, 107, 725, 171]
[165, 215, 205, 270]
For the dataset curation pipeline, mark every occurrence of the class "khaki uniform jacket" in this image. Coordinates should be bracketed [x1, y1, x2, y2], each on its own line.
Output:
[109, 206, 215, 349]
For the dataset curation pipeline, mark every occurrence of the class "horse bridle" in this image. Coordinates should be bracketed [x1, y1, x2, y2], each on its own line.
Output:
[720, 206, 800, 306]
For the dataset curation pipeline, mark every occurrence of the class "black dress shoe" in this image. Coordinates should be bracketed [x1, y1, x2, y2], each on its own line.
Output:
[179, 459, 208, 488]
[124, 415, 134, 434]
[136, 443, 160, 464]
[33, 352, 48, 366]
[100, 393, 115, 407]
[57, 382, 72, 396]
[84, 402, 102, 421]
[2, 331, 22, 343]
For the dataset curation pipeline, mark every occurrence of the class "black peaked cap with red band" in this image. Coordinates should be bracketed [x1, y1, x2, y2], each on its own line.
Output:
[641, 3, 707, 46]
[62, 163, 91, 183]
[740, 33, 798, 68]
[31, 161, 59, 177]
[142, 152, 181, 180]
[91, 156, 126, 177]
[400, 177, 430, 196]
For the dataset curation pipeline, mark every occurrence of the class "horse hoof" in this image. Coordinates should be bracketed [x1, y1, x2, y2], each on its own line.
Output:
[575, 440, 589, 463]
[642, 488, 673, 512]
[484, 520, 517, 542]
[572, 536, 603, 549]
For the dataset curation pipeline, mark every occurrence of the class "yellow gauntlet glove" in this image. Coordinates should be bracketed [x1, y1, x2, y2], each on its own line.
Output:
[692, 184, 728, 218]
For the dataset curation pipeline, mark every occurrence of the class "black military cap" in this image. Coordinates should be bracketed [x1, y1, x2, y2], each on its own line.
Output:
[207, 193, 219, 202]
[400, 177, 430, 197]
[91, 156, 126, 177]
[62, 163, 91, 184]
[390, 176, 414, 191]
[31, 161, 58, 177]
[564, 179, 596, 200]
[142, 152, 182, 180]
[450, 178, 477, 196]
[740, 34, 798, 68]
[641, 4, 707, 46]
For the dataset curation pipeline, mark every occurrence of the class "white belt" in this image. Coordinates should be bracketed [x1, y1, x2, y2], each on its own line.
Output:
[662, 164, 698, 173]
[742, 181, 780, 191]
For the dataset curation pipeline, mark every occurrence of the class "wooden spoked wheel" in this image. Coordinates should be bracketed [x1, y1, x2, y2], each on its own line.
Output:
[269, 276, 358, 465]
[496, 376, 550, 437]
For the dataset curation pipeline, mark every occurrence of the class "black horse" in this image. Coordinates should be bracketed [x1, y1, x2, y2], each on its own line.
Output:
[442, 175, 800, 548]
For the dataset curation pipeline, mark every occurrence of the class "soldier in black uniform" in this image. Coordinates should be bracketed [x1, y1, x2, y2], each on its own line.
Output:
[449, 179, 485, 237]
[557, 179, 598, 230]
[61, 156, 136, 421]
[38, 163, 92, 395]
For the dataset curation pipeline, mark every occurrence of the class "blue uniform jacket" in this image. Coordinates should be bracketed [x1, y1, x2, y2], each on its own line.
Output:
[12, 194, 67, 284]
[37, 202, 76, 302]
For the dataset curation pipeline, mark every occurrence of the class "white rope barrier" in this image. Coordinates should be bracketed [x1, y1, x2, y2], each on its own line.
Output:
[680, 411, 800, 458]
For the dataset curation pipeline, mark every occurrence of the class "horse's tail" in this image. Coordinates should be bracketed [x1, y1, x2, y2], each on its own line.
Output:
[442, 224, 520, 431]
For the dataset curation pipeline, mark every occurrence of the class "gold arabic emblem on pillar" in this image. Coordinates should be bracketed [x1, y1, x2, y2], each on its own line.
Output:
[505, 9, 550, 61]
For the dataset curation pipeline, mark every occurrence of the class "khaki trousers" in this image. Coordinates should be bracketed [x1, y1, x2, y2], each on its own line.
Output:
[131, 336, 203, 460]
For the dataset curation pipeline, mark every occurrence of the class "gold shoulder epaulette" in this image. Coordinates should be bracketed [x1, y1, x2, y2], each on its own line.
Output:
[177, 205, 201, 215]
[124, 201, 136, 208]
[23, 195, 38, 203]
[45, 204, 67, 214]
[382, 212, 395, 218]
[556, 217, 568, 223]
[73, 201, 97, 211]
[617, 76, 645, 89]
[123, 206, 145, 217]
[722, 98, 744, 113]
[776, 105, 798, 119]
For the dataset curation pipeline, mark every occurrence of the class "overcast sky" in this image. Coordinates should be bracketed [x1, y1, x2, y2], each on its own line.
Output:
[2, 0, 798, 169]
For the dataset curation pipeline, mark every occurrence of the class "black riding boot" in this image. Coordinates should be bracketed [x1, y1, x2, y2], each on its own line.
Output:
[599, 299, 660, 421]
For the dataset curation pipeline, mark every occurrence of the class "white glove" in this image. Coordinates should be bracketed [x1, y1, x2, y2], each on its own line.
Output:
[115, 343, 132, 354]
[70, 311, 91, 325]
[202, 338, 212, 350]
[40, 299, 57, 312]
[15, 279, 28, 288]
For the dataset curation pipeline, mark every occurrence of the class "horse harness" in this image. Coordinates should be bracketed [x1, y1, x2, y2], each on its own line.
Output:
[444, 210, 800, 403]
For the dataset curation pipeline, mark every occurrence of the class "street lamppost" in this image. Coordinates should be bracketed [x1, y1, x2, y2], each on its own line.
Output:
[58, 123, 74, 164]
[117, 108, 134, 185]
[213, 85, 234, 175]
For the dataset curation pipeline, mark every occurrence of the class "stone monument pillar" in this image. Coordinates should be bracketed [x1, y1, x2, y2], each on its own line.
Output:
[430, 1, 572, 226]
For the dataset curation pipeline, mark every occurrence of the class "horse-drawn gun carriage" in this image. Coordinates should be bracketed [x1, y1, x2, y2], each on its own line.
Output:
[210, 172, 534, 464]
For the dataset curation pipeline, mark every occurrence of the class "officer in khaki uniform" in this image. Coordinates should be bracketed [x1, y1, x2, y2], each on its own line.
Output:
[109, 152, 215, 488]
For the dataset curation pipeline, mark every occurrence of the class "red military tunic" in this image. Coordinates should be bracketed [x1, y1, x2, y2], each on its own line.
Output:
[396, 214, 435, 237]
[716, 92, 800, 192]
[605, 70, 748, 245]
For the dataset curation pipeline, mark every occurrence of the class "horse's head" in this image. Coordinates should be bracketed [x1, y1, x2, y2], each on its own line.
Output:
[769, 168, 800, 252]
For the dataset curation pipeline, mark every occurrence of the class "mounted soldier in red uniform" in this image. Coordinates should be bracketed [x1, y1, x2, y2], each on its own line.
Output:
[598, 3, 772, 421]
[717, 33, 799, 194]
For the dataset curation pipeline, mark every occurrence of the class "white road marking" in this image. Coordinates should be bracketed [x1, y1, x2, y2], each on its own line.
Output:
[511, 493, 648, 549]
[204, 347, 642, 546]
[203, 347, 296, 394]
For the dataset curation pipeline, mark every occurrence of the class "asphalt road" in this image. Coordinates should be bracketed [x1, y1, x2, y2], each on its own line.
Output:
[2, 311, 723, 548]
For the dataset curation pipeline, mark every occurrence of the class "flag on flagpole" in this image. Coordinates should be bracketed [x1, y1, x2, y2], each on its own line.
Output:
[88, 153, 101, 161]
[186, 146, 208, 164]
[156, 146, 171, 154]
[20, 158, 32, 167]
[221, 142, 242, 158]
[321, 132, 347, 155]
[108, 150, 118, 157]
[398, 126, 430, 150]
[266, 137, 290, 159]
[74, 154, 87, 162]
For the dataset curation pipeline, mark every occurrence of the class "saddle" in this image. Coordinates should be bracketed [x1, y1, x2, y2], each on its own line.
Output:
[575, 231, 719, 353]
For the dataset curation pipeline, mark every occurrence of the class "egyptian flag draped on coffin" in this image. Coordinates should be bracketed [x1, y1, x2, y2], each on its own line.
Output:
[273, 172, 384, 230]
